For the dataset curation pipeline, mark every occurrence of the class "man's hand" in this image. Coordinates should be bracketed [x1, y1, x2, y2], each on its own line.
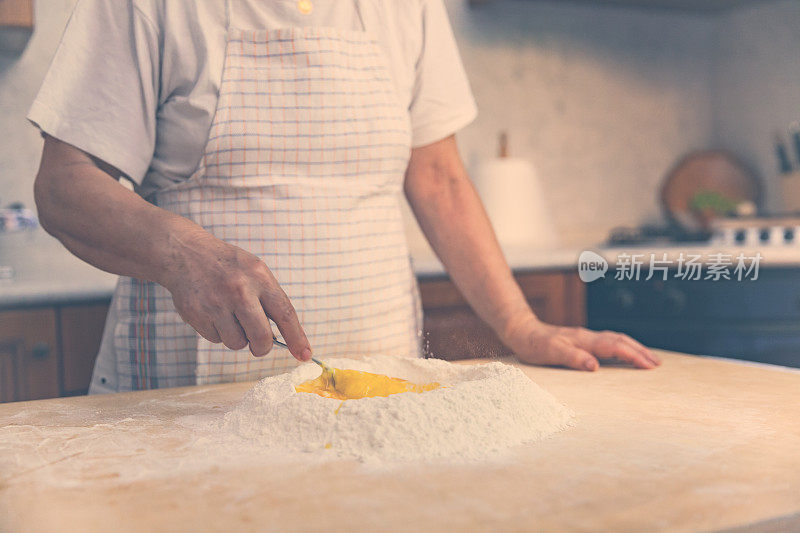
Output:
[160, 229, 312, 360]
[34, 135, 311, 362]
[404, 137, 659, 373]
[503, 313, 660, 371]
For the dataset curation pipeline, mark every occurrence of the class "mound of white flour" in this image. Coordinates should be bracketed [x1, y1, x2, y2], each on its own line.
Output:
[222, 356, 574, 464]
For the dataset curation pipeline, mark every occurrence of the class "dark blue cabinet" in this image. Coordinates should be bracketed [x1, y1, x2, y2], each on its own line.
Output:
[587, 268, 800, 368]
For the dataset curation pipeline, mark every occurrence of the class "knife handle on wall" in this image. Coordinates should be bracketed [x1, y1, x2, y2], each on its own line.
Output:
[776, 133, 794, 174]
[791, 122, 800, 168]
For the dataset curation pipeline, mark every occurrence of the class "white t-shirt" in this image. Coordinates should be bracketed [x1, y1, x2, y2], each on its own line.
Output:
[28, 0, 477, 197]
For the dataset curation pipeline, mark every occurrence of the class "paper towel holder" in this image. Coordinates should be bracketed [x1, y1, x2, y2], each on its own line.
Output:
[472, 132, 558, 250]
[498, 131, 508, 158]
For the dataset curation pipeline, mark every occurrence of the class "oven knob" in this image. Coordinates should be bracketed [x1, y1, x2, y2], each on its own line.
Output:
[663, 288, 687, 312]
[611, 288, 635, 311]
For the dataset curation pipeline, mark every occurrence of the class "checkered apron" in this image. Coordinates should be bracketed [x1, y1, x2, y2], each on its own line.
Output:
[99, 1, 420, 390]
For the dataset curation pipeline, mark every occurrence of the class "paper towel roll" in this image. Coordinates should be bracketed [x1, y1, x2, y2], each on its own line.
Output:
[472, 157, 557, 249]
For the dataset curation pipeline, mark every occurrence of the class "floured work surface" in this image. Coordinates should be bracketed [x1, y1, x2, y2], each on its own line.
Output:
[2, 352, 800, 532]
[223, 356, 573, 463]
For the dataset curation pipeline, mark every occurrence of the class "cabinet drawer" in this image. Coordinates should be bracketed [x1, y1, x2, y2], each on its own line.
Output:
[0, 308, 59, 402]
[419, 270, 585, 360]
[59, 303, 109, 395]
[423, 308, 508, 360]
[420, 271, 584, 324]
[587, 268, 800, 321]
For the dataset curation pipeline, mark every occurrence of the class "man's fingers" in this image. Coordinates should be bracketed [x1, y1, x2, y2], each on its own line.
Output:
[541, 336, 599, 371]
[213, 313, 249, 351]
[575, 328, 660, 368]
[615, 335, 659, 367]
[515, 324, 659, 372]
[622, 336, 661, 366]
[194, 321, 222, 344]
[234, 302, 274, 357]
[260, 290, 311, 362]
[592, 332, 655, 369]
[174, 306, 221, 344]
[558, 344, 599, 372]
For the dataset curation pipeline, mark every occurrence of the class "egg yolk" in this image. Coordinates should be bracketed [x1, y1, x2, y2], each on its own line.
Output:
[295, 367, 440, 400]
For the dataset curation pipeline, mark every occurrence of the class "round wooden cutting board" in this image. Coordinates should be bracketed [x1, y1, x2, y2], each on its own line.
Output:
[660, 150, 760, 231]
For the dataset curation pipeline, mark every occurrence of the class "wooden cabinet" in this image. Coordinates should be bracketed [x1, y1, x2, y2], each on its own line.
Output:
[0, 269, 583, 401]
[0, 308, 58, 402]
[0, 301, 109, 403]
[59, 304, 109, 396]
[471, 0, 771, 13]
[570, 0, 767, 11]
[0, 0, 33, 52]
[0, 0, 33, 26]
[419, 270, 585, 360]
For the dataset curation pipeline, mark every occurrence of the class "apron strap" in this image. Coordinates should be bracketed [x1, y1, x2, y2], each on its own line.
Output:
[354, 0, 367, 33]
[225, 0, 232, 31]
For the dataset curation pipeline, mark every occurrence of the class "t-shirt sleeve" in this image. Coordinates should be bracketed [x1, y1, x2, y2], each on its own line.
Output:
[408, 0, 477, 148]
[27, 0, 160, 184]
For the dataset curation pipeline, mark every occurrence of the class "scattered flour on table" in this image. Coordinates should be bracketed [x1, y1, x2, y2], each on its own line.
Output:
[0, 357, 574, 488]
[222, 356, 574, 464]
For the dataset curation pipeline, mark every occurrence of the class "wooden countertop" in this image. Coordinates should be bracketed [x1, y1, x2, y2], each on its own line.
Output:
[1, 352, 799, 532]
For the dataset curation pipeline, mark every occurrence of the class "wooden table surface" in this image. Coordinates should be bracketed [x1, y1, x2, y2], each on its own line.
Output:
[1, 351, 799, 533]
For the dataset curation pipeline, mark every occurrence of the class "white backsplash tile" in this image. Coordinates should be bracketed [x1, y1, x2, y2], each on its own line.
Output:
[1, 0, 798, 255]
[712, 0, 800, 214]
[443, 0, 716, 247]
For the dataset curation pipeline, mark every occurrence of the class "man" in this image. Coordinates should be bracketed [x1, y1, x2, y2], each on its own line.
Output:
[31, 0, 659, 393]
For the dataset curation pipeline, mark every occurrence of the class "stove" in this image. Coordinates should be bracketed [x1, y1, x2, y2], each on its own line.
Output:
[709, 217, 800, 247]
[607, 217, 800, 248]
[606, 224, 710, 246]
[591, 219, 800, 368]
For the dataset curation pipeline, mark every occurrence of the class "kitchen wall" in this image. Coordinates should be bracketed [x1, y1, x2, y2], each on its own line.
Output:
[439, 0, 716, 248]
[712, 0, 800, 214]
[0, 0, 76, 210]
[0, 1, 796, 251]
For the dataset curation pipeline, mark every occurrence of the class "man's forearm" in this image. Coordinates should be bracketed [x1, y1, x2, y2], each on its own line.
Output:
[33, 138, 287, 352]
[34, 137, 205, 286]
[404, 138, 536, 338]
[34, 136, 312, 358]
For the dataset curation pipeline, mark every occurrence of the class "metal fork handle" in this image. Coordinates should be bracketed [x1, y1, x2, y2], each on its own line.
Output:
[272, 336, 289, 349]
[272, 336, 325, 368]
